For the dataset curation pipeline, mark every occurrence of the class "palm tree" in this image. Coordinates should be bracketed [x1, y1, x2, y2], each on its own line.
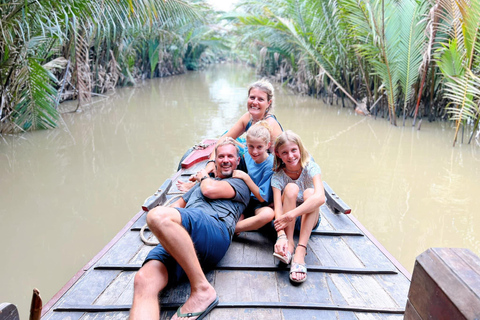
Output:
[435, 0, 480, 146]
[230, 0, 358, 106]
[0, 0, 204, 134]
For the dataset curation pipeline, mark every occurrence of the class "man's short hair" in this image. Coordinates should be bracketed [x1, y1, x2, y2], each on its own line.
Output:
[215, 137, 240, 158]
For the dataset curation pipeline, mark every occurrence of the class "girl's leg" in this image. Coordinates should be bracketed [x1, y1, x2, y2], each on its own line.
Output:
[291, 188, 320, 282]
[235, 206, 274, 233]
[281, 183, 299, 255]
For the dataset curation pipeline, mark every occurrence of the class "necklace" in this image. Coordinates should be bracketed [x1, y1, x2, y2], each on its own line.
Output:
[285, 167, 301, 174]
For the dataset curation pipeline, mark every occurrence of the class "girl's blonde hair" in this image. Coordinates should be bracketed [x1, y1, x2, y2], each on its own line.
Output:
[246, 120, 271, 146]
[273, 130, 310, 172]
[248, 79, 274, 115]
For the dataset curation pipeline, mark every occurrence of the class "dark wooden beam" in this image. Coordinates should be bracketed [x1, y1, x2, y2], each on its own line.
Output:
[131, 227, 363, 237]
[54, 301, 405, 314]
[94, 264, 397, 274]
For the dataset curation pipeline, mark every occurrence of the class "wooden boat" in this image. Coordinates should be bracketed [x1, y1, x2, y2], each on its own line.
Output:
[40, 139, 411, 320]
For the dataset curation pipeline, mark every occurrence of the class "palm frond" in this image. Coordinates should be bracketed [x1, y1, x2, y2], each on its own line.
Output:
[443, 70, 480, 145]
[397, 0, 429, 119]
[11, 58, 59, 130]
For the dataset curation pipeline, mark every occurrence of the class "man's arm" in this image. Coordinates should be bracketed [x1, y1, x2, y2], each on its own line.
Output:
[193, 168, 236, 199]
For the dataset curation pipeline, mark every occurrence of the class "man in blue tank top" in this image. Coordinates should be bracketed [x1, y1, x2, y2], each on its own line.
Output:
[130, 138, 250, 320]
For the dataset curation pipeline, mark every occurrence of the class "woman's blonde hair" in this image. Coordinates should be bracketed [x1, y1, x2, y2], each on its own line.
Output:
[273, 130, 310, 172]
[246, 120, 271, 146]
[248, 79, 274, 115]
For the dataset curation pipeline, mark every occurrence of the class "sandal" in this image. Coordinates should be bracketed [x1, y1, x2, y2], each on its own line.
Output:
[273, 250, 292, 265]
[273, 234, 292, 264]
[290, 262, 307, 283]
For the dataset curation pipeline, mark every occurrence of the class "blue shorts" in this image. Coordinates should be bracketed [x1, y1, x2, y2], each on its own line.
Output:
[243, 199, 271, 218]
[144, 207, 231, 284]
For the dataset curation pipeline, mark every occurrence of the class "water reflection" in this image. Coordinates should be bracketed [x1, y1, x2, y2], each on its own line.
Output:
[1, 64, 480, 319]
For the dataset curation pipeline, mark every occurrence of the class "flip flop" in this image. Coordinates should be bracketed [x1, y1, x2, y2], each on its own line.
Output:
[290, 262, 307, 283]
[175, 296, 219, 319]
[273, 250, 292, 265]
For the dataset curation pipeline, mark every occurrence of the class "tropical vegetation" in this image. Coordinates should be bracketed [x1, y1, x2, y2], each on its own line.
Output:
[1, 0, 480, 146]
[228, 0, 480, 145]
[0, 0, 223, 134]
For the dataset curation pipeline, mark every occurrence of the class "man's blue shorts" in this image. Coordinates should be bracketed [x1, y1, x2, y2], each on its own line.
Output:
[144, 207, 231, 284]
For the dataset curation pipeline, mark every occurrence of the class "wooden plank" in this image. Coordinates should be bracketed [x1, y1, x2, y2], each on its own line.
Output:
[320, 206, 359, 232]
[347, 274, 398, 308]
[407, 248, 480, 320]
[93, 272, 135, 305]
[55, 270, 120, 308]
[435, 248, 480, 296]
[277, 270, 333, 305]
[96, 229, 145, 265]
[311, 236, 365, 268]
[344, 235, 398, 270]
[79, 311, 130, 320]
[215, 270, 279, 303]
[213, 308, 283, 319]
[41, 311, 84, 320]
[375, 274, 410, 308]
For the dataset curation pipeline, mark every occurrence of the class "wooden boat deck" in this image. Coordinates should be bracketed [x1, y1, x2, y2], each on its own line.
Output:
[41, 159, 411, 320]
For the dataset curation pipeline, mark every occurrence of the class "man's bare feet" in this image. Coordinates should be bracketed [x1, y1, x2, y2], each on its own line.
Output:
[171, 283, 218, 320]
[176, 180, 196, 192]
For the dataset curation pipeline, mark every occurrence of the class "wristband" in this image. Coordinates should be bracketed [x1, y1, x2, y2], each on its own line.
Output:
[200, 175, 209, 182]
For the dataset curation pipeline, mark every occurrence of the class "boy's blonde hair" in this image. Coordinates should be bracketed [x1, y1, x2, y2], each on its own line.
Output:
[246, 121, 271, 146]
[248, 79, 275, 115]
[273, 130, 310, 172]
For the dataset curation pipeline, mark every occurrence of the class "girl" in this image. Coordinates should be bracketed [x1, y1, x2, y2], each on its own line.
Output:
[233, 121, 275, 233]
[271, 131, 325, 283]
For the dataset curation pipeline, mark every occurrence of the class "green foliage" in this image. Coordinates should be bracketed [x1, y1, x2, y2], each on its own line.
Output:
[0, 0, 212, 133]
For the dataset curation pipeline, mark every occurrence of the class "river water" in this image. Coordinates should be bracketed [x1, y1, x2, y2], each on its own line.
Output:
[1, 64, 480, 319]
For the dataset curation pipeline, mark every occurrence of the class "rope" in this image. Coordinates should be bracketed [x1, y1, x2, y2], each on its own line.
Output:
[140, 194, 183, 246]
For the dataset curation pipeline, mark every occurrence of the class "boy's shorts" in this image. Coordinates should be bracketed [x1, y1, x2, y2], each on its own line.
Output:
[243, 199, 272, 218]
[144, 207, 230, 284]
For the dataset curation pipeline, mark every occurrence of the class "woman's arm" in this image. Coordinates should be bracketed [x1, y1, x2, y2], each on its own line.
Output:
[266, 116, 283, 142]
[233, 170, 264, 202]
